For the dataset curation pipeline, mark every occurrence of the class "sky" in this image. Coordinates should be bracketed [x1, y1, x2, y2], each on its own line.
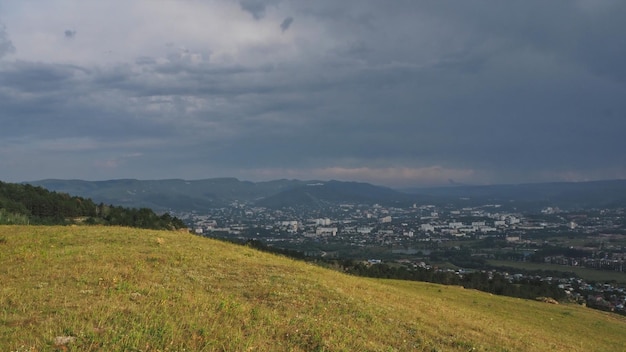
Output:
[1, 0, 625, 188]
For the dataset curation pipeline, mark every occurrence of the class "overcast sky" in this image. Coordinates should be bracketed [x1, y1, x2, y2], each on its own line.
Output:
[1, 0, 625, 187]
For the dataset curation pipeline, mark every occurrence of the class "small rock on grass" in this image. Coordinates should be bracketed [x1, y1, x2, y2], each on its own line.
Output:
[54, 336, 76, 346]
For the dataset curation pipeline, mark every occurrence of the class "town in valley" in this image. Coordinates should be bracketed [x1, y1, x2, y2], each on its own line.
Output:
[183, 199, 626, 314]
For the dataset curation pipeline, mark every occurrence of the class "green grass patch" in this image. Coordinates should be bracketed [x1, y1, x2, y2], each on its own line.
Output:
[1, 225, 625, 351]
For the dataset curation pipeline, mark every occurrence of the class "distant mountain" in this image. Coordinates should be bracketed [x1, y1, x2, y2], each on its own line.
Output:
[27, 178, 410, 211]
[402, 179, 626, 210]
[26, 178, 626, 212]
[26, 178, 312, 211]
[255, 180, 416, 208]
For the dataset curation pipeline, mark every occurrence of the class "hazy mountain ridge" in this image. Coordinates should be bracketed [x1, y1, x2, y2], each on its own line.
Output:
[26, 178, 626, 212]
[255, 180, 415, 208]
[403, 179, 626, 209]
[27, 178, 313, 211]
[27, 178, 407, 211]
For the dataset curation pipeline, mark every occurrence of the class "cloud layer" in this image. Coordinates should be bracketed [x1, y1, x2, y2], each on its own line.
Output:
[1, 0, 625, 187]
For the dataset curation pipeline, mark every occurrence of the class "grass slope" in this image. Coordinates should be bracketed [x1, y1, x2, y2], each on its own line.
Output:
[1, 226, 625, 351]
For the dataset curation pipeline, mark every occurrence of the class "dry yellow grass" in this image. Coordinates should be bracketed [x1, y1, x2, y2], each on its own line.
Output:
[1, 225, 625, 351]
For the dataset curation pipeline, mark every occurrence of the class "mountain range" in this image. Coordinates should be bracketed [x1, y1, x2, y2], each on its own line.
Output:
[25, 178, 412, 211]
[25, 178, 626, 212]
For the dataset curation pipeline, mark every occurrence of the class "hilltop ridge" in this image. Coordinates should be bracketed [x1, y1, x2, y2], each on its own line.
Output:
[1, 225, 625, 351]
[26, 178, 626, 212]
[0, 181, 185, 229]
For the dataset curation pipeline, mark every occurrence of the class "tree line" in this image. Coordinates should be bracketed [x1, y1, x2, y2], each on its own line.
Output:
[213, 237, 566, 302]
[0, 181, 186, 230]
[339, 261, 567, 301]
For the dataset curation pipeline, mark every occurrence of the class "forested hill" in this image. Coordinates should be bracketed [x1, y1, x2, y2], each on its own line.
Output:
[0, 181, 185, 230]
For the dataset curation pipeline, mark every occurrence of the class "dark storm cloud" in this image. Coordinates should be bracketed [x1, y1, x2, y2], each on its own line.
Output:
[239, 0, 267, 20]
[135, 56, 156, 65]
[64, 29, 76, 39]
[280, 17, 293, 32]
[0, 23, 15, 57]
[0, 61, 83, 93]
[0, 61, 173, 142]
[2, 0, 626, 185]
[415, 0, 626, 85]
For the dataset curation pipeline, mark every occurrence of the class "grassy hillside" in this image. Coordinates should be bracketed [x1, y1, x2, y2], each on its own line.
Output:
[1, 226, 625, 351]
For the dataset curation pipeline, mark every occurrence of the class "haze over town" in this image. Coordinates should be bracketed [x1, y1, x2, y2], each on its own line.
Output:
[1, 1, 625, 187]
